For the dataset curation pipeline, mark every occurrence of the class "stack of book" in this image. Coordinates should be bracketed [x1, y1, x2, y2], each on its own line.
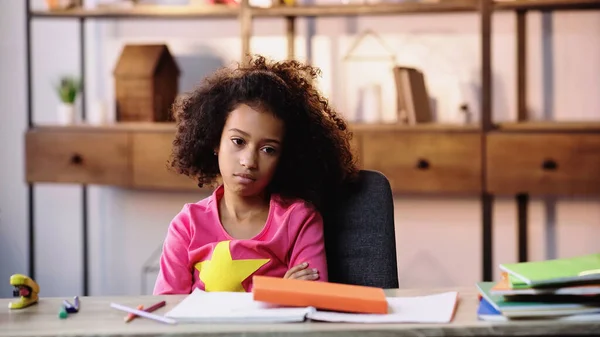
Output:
[476, 253, 600, 321]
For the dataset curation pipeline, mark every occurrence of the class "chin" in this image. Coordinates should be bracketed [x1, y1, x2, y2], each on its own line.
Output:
[226, 181, 263, 197]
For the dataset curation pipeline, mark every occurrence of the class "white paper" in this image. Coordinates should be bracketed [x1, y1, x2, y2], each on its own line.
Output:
[165, 288, 313, 323]
[165, 288, 459, 324]
[307, 291, 459, 323]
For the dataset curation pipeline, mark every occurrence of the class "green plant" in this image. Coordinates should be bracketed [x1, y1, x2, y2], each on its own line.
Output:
[55, 76, 81, 104]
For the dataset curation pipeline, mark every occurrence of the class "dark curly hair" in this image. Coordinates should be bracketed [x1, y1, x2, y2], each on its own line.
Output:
[169, 55, 359, 210]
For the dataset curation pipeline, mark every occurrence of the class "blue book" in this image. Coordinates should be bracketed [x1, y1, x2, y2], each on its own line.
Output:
[477, 297, 506, 321]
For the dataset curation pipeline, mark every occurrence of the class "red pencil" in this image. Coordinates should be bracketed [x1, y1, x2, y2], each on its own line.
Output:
[124, 301, 166, 323]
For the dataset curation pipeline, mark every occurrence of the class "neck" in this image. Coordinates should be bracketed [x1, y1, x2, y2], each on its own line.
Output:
[221, 186, 269, 222]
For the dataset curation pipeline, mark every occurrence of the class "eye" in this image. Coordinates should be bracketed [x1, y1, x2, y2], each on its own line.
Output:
[262, 146, 277, 155]
[231, 138, 245, 146]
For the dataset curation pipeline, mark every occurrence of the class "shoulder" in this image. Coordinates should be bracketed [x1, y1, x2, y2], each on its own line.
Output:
[271, 194, 323, 228]
[174, 192, 214, 219]
[169, 187, 220, 232]
[186, 193, 214, 214]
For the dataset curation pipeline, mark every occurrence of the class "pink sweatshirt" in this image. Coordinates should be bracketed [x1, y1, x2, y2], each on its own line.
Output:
[153, 185, 328, 295]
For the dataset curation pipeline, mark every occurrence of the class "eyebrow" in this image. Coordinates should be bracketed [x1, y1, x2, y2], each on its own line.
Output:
[228, 128, 281, 144]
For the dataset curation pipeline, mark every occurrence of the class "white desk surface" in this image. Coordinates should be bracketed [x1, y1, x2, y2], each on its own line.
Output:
[2, 287, 599, 337]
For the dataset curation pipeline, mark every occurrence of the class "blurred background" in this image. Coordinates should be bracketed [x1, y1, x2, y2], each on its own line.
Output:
[1, 0, 599, 298]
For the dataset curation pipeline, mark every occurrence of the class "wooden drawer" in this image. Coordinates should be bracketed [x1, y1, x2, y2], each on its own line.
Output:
[361, 132, 482, 194]
[487, 133, 600, 195]
[25, 129, 131, 186]
[131, 132, 199, 191]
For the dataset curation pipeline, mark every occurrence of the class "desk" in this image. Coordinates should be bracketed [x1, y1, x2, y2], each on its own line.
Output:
[2, 287, 600, 337]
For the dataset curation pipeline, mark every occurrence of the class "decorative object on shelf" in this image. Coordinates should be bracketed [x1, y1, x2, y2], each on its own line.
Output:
[263, 0, 297, 6]
[45, 0, 82, 10]
[459, 103, 473, 124]
[83, 0, 98, 9]
[278, 0, 295, 5]
[342, 29, 398, 124]
[357, 83, 383, 123]
[88, 100, 109, 125]
[54, 75, 81, 125]
[189, 0, 216, 5]
[198, 0, 240, 4]
[113, 43, 180, 122]
[94, 0, 137, 9]
[250, 0, 275, 7]
[392, 66, 433, 125]
[134, 0, 188, 5]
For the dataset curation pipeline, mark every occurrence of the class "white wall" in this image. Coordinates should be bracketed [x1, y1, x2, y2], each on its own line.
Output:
[0, 0, 28, 298]
[1, 0, 599, 297]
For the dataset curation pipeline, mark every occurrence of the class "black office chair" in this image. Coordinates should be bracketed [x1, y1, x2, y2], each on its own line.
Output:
[322, 170, 399, 289]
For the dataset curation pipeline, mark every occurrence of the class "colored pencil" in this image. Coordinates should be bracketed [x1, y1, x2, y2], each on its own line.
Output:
[143, 300, 166, 313]
[124, 305, 144, 322]
[110, 303, 176, 325]
[124, 301, 166, 323]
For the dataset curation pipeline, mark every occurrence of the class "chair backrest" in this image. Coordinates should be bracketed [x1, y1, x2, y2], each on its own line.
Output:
[322, 170, 399, 289]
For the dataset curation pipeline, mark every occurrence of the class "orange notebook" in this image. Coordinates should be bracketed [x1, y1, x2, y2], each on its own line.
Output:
[252, 275, 388, 314]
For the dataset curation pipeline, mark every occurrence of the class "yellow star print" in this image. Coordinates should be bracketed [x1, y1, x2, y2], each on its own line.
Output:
[194, 240, 269, 292]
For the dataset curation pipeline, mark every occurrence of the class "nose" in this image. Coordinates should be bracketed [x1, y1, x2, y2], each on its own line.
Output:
[240, 148, 258, 170]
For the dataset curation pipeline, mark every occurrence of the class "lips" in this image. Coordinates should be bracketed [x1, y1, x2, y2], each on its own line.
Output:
[234, 173, 256, 182]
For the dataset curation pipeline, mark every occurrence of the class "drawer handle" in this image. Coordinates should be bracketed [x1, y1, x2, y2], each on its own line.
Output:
[541, 159, 558, 171]
[70, 153, 84, 165]
[416, 159, 430, 170]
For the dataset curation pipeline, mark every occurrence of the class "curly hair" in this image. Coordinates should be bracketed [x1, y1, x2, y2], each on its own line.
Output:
[169, 55, 359, 210]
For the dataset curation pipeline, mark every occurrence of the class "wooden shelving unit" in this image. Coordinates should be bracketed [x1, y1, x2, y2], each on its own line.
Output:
[25, 121, 482, 192]
[496, 121, 600, 132]
[30, 1, 478, 18]
[30, 4, 240, 18]
[252, 1, 478, 16]
[494, 0, 600, 10]
[24, 0, 600, 294]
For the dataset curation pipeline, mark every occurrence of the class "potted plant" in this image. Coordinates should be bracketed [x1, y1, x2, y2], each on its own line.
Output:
[55, 76, 81, 125]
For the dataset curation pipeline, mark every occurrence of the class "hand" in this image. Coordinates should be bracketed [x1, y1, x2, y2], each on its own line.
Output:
[284, 262, 319, 281]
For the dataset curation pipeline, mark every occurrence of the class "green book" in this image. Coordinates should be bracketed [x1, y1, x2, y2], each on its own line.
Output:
[500, 253, 600, 288]
[507, 273, 530, 289]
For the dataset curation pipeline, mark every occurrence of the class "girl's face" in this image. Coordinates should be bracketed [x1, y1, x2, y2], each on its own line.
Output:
[216, 103, 285, 198]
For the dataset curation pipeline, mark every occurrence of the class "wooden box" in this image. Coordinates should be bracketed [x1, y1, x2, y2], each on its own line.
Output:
[113, 44, 180, 122]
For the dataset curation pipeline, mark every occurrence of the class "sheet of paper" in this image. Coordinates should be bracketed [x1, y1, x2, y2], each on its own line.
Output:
[307, 291, 459, 323]
[165, 288, 459, 324]
[164, 288, 313, 323]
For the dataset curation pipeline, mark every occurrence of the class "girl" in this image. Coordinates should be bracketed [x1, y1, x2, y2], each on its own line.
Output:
[153, 55, 358, 295]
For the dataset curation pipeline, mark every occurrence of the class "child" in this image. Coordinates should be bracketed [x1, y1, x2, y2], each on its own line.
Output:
[153, 55, 358, 295]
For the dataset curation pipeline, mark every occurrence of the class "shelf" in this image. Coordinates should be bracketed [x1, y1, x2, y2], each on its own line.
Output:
[350, 122, 480, 133]
[30, 1, 478, 19]
[37, 121, 600, 134]
[29, 5, 239, 19]
[30, 1, 600, 20]
[30, 122, 178, 132]
[30, 121, 479, 133]
[495, 121, 600, 132]
[251, 1, 477, 17]
[494, 0, 600, 11]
